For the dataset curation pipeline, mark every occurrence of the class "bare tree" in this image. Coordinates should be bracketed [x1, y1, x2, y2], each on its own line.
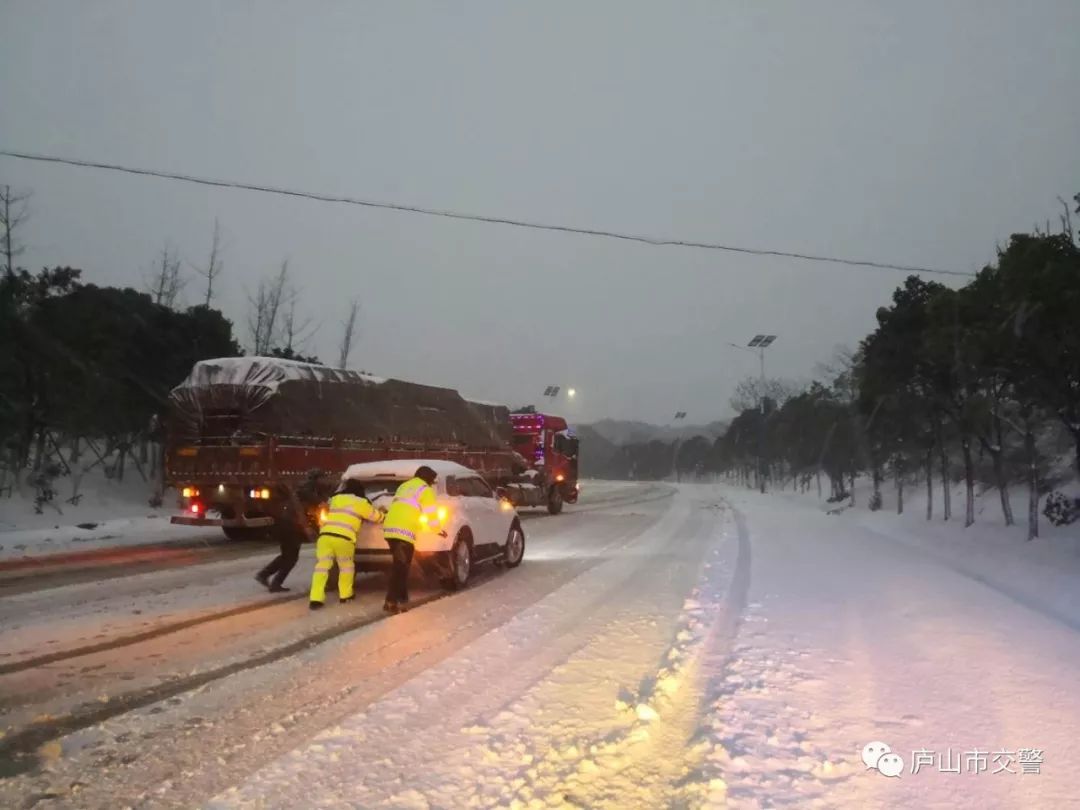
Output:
[193, 218, 225, 307]
[1060, 195, 1077, 246]
[281, 292, 317, 353]
[248, 261, 290, 355]
[728, 376, 799, 414]
[1, 184, 31, 276]
[145, 243, 185, 308]
[338, 298, 361, 369]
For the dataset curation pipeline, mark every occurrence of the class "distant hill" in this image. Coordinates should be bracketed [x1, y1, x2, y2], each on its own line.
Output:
[572, 418, 727, 480]
[584, 418, 728, 445]
[574, 424, 622, 479]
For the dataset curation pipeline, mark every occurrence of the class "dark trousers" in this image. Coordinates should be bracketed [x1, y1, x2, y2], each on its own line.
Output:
[386, 538, 414, 603]
[259, 529, 301, 588]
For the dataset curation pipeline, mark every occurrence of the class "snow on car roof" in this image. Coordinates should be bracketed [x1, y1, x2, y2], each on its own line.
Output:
[342, 459, 477, 481]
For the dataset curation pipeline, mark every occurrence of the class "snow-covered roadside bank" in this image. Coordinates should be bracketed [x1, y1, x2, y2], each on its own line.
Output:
[711, 487, 1080, 809]
[767, 480, 1080, 630]
[0, 472, 203, 562]
[210, 487, 744, 809]
[0, 515, 219, 564]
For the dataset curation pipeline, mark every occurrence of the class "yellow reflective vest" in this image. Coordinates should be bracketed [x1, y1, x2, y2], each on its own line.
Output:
[319, 492, 383, 543]
[383, 477, 438, 544]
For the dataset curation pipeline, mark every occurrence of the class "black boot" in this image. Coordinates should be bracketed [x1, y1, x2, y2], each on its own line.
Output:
[383, 599, 398, 614]
[309, 601, 325, 611]
[268, 584, 291, 593]
[255, 572, 271, 589]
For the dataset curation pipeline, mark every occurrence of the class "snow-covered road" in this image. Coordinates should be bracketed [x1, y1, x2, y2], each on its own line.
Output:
[2, 481, 1078, 809]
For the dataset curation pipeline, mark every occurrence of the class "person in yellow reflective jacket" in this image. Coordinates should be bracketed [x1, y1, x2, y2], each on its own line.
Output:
[309, 478, 384, 610]
[381, 465, 440, 613]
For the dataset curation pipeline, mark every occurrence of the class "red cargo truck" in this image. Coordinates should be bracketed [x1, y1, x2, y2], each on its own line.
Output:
[166, 358, 579, 540]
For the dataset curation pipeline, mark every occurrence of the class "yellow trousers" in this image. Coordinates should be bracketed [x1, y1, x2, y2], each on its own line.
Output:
[309, 534, 356, 603]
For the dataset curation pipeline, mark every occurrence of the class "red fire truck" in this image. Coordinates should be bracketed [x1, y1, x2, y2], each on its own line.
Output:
[166, 358, 579, 540]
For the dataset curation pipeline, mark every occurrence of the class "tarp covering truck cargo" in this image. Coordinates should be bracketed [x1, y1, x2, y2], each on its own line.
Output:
[165, 357, 578, 539]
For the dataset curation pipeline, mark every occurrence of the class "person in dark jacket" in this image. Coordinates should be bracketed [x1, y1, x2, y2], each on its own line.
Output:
[255, 473, 323, 592]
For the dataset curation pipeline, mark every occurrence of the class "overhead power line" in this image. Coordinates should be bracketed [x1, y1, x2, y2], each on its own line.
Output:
[0, 148, 974, 278]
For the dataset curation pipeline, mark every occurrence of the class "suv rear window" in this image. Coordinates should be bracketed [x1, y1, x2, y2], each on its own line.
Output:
[353, 477, 406, 506]
[450, 477, 494, 498]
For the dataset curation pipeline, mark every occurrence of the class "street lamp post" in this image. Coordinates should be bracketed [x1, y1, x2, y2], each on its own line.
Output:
[729, 336, 777, 493]
[669, 411, 687, 482]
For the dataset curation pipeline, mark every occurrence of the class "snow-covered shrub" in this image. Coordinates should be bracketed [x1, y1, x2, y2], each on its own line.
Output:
[869, 491, 883, 511]
[30, 463, 62, 515]
[1043, 491, 1080, 527]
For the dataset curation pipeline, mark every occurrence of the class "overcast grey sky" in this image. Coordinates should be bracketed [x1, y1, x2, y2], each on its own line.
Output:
[2, 1, 1078, 424]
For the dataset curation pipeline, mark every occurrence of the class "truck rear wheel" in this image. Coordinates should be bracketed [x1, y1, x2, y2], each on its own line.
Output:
[547, 487, 564, 515]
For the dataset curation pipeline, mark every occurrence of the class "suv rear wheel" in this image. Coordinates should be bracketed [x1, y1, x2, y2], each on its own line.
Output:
[502, 522, 525, 568]
[442, 530, 473, 591]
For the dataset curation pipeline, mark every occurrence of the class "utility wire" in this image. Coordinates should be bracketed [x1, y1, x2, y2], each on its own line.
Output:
[0, 148, 975, 278]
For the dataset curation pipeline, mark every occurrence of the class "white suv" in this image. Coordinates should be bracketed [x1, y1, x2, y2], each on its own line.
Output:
[341, 460, 525, 590]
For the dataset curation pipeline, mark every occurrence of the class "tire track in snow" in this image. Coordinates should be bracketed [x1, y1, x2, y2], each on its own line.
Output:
[677, 501, 868, 808]
[0, 587, 453, 777]
[0, 593, 306, 676]
[209, 490, 743, 809]
[531, 499, 748, 809]
[0, 489, 665, 784]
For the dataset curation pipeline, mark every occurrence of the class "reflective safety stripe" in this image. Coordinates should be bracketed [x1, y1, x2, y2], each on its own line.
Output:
[334, 507, 372, 521]
[394, 486, 428, 508]
[384, 527, 416, 540]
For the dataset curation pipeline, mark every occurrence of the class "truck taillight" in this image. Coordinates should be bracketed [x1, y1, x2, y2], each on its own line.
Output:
[190, 502, 202, 514]
[556, 474, 565, 482]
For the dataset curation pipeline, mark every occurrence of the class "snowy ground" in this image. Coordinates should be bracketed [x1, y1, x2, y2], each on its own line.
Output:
[1, 480, 1078, 808]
